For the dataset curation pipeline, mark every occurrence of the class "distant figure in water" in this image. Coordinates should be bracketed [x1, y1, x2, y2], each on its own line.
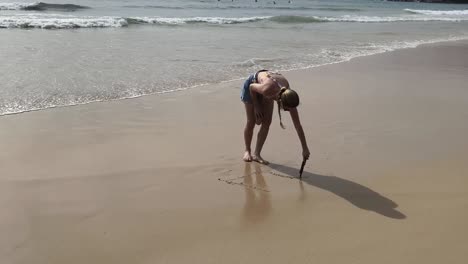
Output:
[240, 70, 310, 164]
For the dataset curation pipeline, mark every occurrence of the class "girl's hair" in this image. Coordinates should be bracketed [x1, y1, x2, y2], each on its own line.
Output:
[277, 88, 299, 129]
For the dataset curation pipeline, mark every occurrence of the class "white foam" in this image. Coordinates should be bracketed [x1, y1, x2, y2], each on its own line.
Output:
[126, 15, 468, 25]
[127, 16, 271, 25]
[1, 13, 466, 29]
[298, 35, 468, 71]
[405, 9, 468, 16]
[0, 2, 38, 10]
[319, 15, 468, 23]
[0, 14, 128, 29]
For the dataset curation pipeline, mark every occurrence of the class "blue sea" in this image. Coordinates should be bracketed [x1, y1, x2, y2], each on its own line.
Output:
[1, 0, 467, 115]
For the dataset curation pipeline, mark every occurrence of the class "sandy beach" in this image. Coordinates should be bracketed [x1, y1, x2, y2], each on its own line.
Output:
[1, 41, 468, 264]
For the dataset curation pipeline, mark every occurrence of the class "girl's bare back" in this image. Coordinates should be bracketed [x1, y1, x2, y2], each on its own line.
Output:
[256, 71, 290, 100]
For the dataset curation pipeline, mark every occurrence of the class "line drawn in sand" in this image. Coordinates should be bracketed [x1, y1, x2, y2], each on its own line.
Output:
[218, 163, 302, 192]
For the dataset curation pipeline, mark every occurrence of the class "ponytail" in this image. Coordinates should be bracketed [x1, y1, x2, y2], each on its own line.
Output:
[277, 87, 288, 129]
[277, 100, 285, 129]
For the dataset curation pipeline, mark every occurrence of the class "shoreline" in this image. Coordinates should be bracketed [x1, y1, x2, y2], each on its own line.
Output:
[1, 36, 468, 117]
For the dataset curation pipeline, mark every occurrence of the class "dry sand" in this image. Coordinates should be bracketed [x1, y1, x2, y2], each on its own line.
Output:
[1, 41, 467, 264]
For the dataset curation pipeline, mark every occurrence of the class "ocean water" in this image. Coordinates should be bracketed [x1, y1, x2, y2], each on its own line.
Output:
[1, 0, 467, 115]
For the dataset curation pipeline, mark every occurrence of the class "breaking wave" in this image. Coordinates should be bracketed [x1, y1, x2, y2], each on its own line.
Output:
[0, 14, 126, 29]
[0, 2, 89, 11]
[126, 16, 269, 25]
[127, 14, 468, 25]
[122, 4, 360, 12]
[404, 9, 468, 16]
[1, 14, 467, 29]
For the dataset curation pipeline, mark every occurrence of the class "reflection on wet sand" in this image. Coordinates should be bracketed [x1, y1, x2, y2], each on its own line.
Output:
[241, 163, 271, 225]
[298, 180, 306, 203]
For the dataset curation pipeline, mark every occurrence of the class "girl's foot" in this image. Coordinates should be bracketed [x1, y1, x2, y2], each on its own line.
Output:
[252, 154, 269, 165]
[243, 151, 253, 162]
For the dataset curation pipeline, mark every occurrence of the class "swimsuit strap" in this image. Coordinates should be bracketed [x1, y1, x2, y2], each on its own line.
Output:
[254, 69, 268, 83]
[266, 72, 285, 89]
[254, 70, 286, 90]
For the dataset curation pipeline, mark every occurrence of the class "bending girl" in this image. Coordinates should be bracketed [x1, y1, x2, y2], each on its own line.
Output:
[241, 70, 310, 164]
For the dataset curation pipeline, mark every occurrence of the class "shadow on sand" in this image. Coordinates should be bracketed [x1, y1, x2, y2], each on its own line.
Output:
[269, 163, 406, 219]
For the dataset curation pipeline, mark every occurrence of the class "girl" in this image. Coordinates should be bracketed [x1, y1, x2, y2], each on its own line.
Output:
[241, 70, 310, 164]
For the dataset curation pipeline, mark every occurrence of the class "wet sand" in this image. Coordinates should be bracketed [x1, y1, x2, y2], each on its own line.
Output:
[1, 41, 467, 264]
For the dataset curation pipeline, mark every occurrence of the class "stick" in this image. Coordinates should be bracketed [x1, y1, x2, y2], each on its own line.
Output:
[299, 158, 307, 178]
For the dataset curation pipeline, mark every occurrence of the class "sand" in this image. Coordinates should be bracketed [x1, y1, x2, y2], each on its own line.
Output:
[1, 41, 468, 264]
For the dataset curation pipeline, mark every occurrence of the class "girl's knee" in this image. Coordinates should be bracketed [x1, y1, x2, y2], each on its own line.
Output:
[246, 119, 256, 129]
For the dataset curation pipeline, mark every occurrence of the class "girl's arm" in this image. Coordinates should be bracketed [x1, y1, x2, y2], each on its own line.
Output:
[289, 108, 310, 159]
[249, 83, 265, 124]
[249, 83, 263, 107]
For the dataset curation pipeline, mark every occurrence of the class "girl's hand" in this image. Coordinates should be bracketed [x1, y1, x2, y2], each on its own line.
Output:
[303, 148, 310, 160]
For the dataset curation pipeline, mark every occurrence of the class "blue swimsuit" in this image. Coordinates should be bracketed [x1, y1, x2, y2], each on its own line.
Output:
[240, 69, 268, 103]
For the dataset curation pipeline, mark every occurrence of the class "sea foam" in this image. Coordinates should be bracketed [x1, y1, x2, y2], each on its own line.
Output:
[126, 16, 271, 25]
[0, 14, 127, 29]
[404, 9, 468, 16]
[317, 15, 468, 23]
[2, 13, 468, 29]
[0, 2, 37, 10]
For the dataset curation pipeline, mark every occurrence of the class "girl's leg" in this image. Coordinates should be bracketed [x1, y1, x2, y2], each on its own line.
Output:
[253, 99, 274, 164]
[243, 102, 256, 161]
